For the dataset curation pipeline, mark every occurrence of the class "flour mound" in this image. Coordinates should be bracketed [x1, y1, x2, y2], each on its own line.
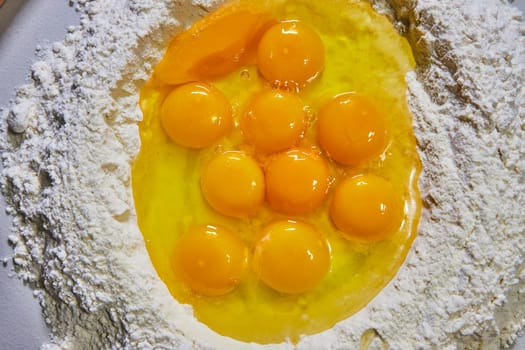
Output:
[1, 0, 524, 349]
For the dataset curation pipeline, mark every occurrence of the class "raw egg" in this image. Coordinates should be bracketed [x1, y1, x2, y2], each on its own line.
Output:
[201, 151, 265, 218]
[160, 82, 232, 149]
[265, 148, 330, 215]
[133, 0, 421, 344]
[253, 220, 331, 294]
[241, 89, 306, 154]
[173, 224, 248, 296]
[257, 20, 325, 89]
[331, 174, 404, 241]
[317, 92, 388, 165]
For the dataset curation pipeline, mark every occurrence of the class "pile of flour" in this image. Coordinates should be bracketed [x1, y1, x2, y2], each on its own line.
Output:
[0, 0, 523, 349]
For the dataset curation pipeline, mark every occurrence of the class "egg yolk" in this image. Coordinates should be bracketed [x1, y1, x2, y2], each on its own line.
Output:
[154, 3, 276, 85]
[253, 220, 331, 294]
[317, 93, 388, 165]
[201, 151, 265, 218]
[172, 224, 248, 296]
[241, 89, 306, 154]
[257, 20, 324, 89]
[331, 174, 403, 241]
[161, 82, 232, 149]
[265, 148, 330, 215]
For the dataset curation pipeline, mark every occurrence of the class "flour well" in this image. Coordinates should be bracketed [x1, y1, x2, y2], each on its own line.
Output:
[1, 0, 524, 349]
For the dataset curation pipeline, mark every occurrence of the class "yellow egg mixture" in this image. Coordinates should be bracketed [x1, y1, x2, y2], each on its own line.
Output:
[133, 0, 421, 344]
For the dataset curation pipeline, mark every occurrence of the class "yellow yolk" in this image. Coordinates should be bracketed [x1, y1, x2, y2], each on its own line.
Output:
[331, 174, 403, 241]
[253, 220, 331, 294]
[161, 82, 232, 148]
[317, 93, 388, 165]
[265, 148, 330, 215]
[241, 89, 306, 154]
[257, 20, 324, 89]
[173, 224, 248, 296]
[154, 2, 276, 85]
[201, 151, 265, 218]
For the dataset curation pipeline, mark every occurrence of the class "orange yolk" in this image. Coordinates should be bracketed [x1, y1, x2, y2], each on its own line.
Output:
[161, 82, 232, 149]
[253, 220, 331, 294]
[265, 148, 330, 215]
[317, 93, 388, 165]
[241, 89, 306, 154]
[172, 224, 248, 296]
[154, 3, 276, 85]
[201, 151, 265, 218]
[330, 174, 403, 241]
[257, 20, 324, 89]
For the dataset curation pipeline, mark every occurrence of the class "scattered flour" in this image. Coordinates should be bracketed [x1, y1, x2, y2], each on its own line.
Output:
[0, 0, 523, 349]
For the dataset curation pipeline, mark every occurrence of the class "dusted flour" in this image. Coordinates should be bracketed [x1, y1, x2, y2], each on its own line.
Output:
[1, 0, 524, 349]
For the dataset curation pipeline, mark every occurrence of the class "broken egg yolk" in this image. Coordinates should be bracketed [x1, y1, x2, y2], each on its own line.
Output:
[160, 82, 232, 149]
[201, 151, 265, 218]
[257, 20, 325, 89]
[173, 224, 248, 296]
[253, 220, 331, 294]
[153, 2, 277, 85]
[241, 89, 306, 154]
[133, 0, 421, 344]
[265, 148, 330, 215]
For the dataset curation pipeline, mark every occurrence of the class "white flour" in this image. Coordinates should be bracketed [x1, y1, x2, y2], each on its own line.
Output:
[1, 0, 524, 349]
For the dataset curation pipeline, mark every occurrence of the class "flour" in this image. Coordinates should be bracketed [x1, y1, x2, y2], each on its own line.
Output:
[0, 0, 523, 349]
